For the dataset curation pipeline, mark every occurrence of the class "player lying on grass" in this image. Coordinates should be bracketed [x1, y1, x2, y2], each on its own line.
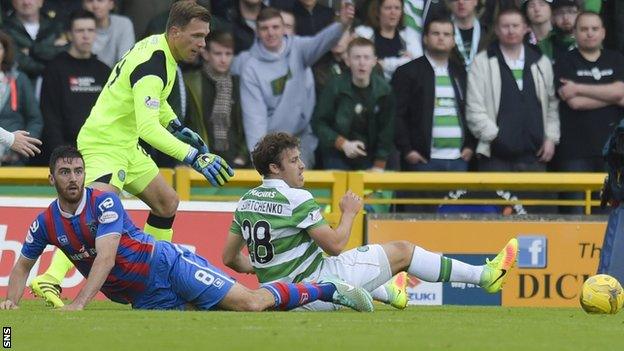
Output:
[222, 132, 518, 310]
[30, 1, 234, 307]
[0, 146, 373, 312]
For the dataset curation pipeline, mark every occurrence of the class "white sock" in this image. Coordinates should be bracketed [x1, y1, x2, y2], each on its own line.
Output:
[408, 246, 483, 284]
[407, 246, 442, 282]
[449, 260, 484, 285]
[371, 285, 389, 302]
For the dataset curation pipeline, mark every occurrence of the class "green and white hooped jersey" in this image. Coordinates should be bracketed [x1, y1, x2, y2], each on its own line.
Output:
[431, 65, 462, 160]
[404, 0, 425, 34]
[230, 179, 328, 284]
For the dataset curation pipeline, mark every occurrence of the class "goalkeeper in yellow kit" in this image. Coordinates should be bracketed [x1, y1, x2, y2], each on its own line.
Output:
[31, 1, 233, 307]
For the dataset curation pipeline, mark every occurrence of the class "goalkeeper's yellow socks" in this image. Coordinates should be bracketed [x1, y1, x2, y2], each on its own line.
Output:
[144, 213, 175, 242]
[42, 249, 74, 282]
[30, 249, 73, 308]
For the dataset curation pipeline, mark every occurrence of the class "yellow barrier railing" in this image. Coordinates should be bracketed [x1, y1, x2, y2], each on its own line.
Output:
[345, 171, 606, 248]
[0, 167, 175, 188]
[348, 171, 605, 212]
[348, 171, 604, 191]
[0, 168, 608, 249]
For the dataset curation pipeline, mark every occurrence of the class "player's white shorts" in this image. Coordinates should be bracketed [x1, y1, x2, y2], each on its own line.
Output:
[299, 244, 392, 311]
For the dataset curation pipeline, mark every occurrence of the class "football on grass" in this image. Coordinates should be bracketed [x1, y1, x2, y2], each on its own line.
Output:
[579, 274, 624, 314]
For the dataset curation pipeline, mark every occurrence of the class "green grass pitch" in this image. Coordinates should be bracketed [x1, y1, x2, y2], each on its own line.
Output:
[3, 301, 624, 350]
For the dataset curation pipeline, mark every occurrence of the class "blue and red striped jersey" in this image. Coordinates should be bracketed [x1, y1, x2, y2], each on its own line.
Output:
[22, 188, 156, 304]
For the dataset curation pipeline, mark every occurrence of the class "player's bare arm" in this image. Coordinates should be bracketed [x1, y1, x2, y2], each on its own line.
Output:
[308, 191, 362, 255]
[62, 234, 121, 311]
[222, 232, 255, 274]
[0, 256, 36, 309]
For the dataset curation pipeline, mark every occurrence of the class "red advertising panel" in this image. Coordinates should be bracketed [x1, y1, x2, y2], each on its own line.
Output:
[0, 198, 258, 302]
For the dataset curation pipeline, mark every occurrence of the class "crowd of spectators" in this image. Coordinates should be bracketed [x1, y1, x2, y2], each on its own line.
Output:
[0, 0, 623, 213]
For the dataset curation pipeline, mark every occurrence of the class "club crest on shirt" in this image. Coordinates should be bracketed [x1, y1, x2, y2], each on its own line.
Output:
[117, 169, 126, 182]
[357, 245, 370, 252]
[354, 103, 363, 115]
[58, 234, 69, 246]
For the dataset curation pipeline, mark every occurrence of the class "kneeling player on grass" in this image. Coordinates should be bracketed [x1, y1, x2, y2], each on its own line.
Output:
[0, 147, 373, 312]
[222, 133, 518, 310]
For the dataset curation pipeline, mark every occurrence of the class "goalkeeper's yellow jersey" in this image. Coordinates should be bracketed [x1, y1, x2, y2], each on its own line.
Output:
[77, 34, 191, 161]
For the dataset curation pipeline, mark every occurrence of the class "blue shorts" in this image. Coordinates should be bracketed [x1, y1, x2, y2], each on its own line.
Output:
[133, 241, 235, 310]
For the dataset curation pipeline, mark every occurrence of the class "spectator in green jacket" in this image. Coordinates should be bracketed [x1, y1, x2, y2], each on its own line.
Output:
[184, 30, 249, 168]
[539, 0, 577, 63]
[2, 0, 66, 87]
[312, 37, 395, 171]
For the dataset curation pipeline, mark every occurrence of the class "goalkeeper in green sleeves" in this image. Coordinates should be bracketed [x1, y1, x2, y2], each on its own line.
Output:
[30, 1, 233, 308]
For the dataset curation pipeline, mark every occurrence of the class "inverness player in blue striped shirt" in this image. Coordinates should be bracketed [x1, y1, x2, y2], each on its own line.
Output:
[0, 146, 373, 312]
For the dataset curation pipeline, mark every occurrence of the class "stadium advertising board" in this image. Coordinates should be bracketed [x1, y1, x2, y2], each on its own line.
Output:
[406, 275, 443, 306]
[367, 218, 606, 307]
[0, 198, 259, 300]
[443, 254, 502, 306]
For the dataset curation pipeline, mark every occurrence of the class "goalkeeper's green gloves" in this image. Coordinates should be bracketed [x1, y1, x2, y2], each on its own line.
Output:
[184, 148, 234, 187]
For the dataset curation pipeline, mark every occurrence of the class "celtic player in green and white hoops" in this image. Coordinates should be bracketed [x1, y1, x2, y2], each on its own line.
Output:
[31, 1, 234, 308]
[223, 133, 519, 310]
